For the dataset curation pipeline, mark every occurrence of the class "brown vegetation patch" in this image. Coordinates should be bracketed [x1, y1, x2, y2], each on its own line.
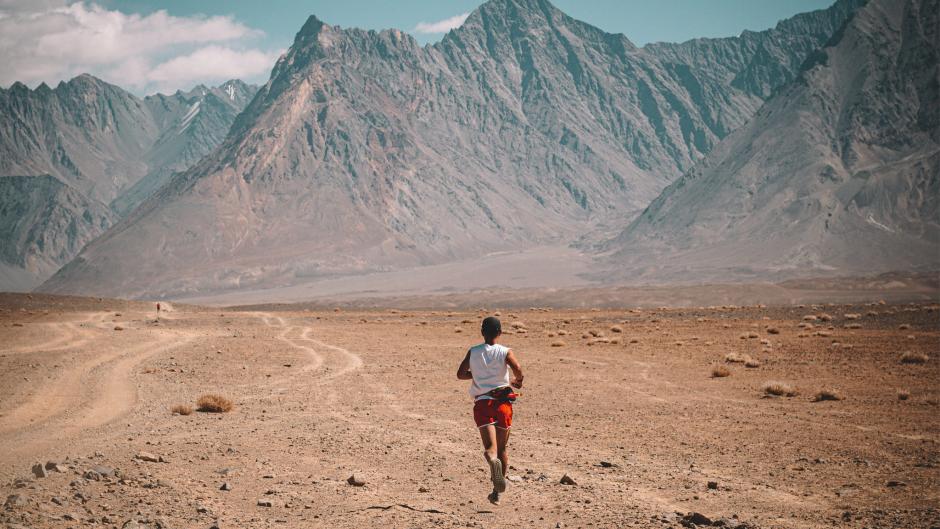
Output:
[711, 365, 731, 378]
[812, 389, 843, 402]
[171, 404, 193, 416]
[900, 351, 928, 364]
[196, 394, 234, 413]
[762, 382, 797, 397]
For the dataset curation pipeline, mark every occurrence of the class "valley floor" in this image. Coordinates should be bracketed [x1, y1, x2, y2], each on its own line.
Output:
[0, 294, 938, 528]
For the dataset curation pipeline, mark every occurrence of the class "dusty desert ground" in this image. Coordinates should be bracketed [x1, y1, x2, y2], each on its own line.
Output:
[0, 292, 938, 529]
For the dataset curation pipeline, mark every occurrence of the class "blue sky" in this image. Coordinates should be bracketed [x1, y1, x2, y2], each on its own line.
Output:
[1, 0, 834, 94]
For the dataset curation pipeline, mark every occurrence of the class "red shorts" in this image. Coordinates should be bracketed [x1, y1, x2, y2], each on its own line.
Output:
[473, 399, 513, 429]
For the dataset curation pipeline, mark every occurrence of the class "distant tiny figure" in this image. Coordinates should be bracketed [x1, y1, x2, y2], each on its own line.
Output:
[156, 302, 161, 314]
[456, 316, 524, 505]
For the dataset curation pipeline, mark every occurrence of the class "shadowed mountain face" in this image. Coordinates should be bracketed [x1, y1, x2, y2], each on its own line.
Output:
[0, 78, 257, 290]
[38, 0, 864, 299]
[608, 0, 939, 281]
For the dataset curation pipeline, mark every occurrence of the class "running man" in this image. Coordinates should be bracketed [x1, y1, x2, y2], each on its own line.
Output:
[456, 316, 524, 504]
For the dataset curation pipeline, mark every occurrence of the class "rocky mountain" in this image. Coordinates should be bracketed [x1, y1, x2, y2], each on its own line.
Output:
[38, 0, 865, 299]
[0, 77, 257, 290]
[113, 80, 259, 214]
[0, 175, 115, 288]
[607, 0, 939, 281]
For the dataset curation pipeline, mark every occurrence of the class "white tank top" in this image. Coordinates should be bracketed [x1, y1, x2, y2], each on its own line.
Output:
[468, 343, 510, 400]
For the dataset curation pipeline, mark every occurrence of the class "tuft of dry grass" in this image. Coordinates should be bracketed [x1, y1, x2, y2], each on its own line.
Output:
[897, 390, 910, 401]
[811, 389, 843, 402]
[898, 324, 911, 330]
[762, 381, 797, 397]
[171, 404, 193, 416]
[551, 340, 565, 347]
[724, 352, 748, 363]
[744, 358, 761, 368]
[845, 323, 862, 329]
[766, 327, 780, 335]
[818, 313, 833, 322]
[114, 325, 124, 331]
[711, 365, 731, 378]
[557, 330, 568, 336]
[844, 313, 861, 320]
[454, 327, 462, 333]
[610, 337, 622, 345]
[900, 351, 928, 364]
[196, 394, 233, 413]
[610, 325, 623, 333]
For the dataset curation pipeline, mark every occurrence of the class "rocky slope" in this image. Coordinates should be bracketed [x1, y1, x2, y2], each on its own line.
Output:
[0, 78, 257, 290]
[608, 0, 939, 281]
[0, 175, 115, 288]
[40, 0, 863, 299]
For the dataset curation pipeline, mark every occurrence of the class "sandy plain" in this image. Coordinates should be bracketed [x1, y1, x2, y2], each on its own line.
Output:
[0, 292, 938, 529]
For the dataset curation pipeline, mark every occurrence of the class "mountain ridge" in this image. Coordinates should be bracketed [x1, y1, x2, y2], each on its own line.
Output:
[37, 0, 870, 299]
[0, 75, 258, 290]
[606, 0, 938, 281]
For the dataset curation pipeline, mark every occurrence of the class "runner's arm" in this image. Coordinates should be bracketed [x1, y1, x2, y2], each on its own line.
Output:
[456, 350, 472, 380]
[506, 349, 524, 388]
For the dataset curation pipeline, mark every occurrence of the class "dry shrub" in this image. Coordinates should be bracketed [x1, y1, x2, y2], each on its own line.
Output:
[747, 332, 759, 339]
[766, 327, 780, 335]
[610, 337, 622, 345]
[812, 389, 843, 402]
[844, 313, 861, 320]
[711, 365, 731, 378]
[547, 331, 556, 337]
[461, 319, 472, 324]
[171, 404, 193, 416]
[744, 358, 761, 368]
[900, 351, 928, 364]
[629, 338, 639, 344]
[610, 325, 623, 333]
[845, 323, 862, 329]
[899, 324, 910, 330]
[114, 326, 124, 331]
[511, 321, 526, 329]
[557, 330, 568, 336]
[454, 327, 462, 333]
[762, 382, 797, 397]
[760, 339, 770, 345]
[725, 352, 748, 363]
[589, 329, 603, 337]
[196, 394, 233, 413]
[802, 315, 818, 322]
[551, 341, 565, 347]
[581, 333, 591, 339]
[897, 390, 910, 401]
[818, 313, 833, 322]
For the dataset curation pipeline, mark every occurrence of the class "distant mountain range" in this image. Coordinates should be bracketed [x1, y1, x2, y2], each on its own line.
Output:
[0, 77, 257, 288]
[607, 0, 938, 281]
[34, 0, 905, 300]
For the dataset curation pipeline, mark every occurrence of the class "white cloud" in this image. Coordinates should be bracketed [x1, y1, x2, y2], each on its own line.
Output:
[413, 12, 469, 34]
[0, 1, 277, 94]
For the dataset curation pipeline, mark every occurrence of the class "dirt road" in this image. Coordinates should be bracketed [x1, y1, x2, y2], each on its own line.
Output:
[0, 294, 937, 528]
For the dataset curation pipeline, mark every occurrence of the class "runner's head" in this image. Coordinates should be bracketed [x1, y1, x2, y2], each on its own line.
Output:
[481, 316, 502, 341]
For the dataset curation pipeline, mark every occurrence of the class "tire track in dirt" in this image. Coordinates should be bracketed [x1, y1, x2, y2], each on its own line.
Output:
[0, 322, 196, 439]
[4, 312, 104, 355]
